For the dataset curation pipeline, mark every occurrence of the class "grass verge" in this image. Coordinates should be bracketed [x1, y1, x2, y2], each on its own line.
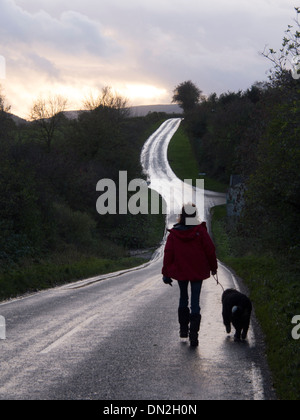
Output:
[0, 256, 145, 301]
[168, 124, 227, 192]
[211, 205, 300, 400]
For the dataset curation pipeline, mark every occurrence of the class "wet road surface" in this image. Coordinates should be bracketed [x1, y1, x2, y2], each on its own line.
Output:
[0, 119, 275, 400]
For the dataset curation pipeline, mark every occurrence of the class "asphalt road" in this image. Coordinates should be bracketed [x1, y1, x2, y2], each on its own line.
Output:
[0, 119, 275, 400]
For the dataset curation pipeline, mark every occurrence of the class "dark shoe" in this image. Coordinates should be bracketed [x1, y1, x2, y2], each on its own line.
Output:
[189, 314, 201, 347]
[178, 308, 190, 338]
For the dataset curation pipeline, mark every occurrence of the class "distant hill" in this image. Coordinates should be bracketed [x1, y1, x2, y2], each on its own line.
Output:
[61, 104, 183, 119]
[129, 104, 183, 116]
[9, 104, 183, 123]
[7, 113, 28, 125]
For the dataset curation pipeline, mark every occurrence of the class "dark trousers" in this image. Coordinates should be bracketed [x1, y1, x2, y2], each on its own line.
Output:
[178, 280, 203, 315]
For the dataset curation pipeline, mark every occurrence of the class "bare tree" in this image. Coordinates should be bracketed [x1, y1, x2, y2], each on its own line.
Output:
[0, 85, 13, 141]
[83, 86, 129, 118]
[29, 95, 68, 151]
[0, 85, 11, 114]
[261, 7, 300, 80]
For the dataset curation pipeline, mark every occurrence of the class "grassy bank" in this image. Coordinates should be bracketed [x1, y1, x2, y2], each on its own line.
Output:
[211, 205, 300, 400]
[168, 124, 227, 192]
[0, 255, 145, 301]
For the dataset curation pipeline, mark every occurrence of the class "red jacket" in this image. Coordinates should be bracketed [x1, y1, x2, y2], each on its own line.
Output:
[162, 223, 218, 282]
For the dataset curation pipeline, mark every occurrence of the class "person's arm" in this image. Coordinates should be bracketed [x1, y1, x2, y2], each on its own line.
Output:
[162, 234, 175, 278]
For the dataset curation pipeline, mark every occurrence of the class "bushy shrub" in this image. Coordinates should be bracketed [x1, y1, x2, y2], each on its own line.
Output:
[53, 202, 97, 247]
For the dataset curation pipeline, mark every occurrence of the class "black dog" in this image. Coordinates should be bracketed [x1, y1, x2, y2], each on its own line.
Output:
[222, 289, 252, 341]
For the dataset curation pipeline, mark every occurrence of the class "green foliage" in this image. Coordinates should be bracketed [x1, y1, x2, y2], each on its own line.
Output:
[184, 88, 263, 183]
[167, 125, 200, 183]
[0, 255, 145, 301]
[52, 202, 97, 247]
[168, 124, 227, 192]
[243, 92, 300, 250]
[0, 152, 43, 265]
[183, 75, 300, 253]
[210, 206, 232, 260]
[172, 81, 202, 113]
[0, 220, 34, 267]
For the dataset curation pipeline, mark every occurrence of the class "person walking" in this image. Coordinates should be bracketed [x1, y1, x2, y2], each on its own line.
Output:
[162, 204, 218, 347]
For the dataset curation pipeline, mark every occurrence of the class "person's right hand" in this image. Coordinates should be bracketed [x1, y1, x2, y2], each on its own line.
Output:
[163, 276, 173, 287]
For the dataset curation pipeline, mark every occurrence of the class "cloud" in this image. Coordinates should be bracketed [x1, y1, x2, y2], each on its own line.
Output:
[1, 0, 298, 117]
[0, 0, 119, 86]
[1, 0, 118, 55]
[0, 0, 123, 115]
[78, 0, 294, 91]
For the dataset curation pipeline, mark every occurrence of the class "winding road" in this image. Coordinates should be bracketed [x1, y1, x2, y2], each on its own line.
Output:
[0, 119, 275, 400]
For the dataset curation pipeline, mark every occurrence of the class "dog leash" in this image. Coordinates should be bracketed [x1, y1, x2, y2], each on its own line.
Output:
[213, 273, 225, 293]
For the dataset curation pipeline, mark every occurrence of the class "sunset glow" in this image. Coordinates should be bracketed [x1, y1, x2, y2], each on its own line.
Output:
[0, 0, 296, 118]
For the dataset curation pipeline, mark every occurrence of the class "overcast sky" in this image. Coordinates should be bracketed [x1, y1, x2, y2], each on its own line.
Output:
[0, 0, 297, 117]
